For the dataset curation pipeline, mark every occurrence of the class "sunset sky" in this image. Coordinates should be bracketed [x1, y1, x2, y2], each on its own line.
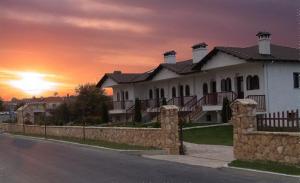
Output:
[0, 0, 298, 100]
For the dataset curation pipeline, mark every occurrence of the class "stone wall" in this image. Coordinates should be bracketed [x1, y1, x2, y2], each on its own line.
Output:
[0, 105, 180, 155]
[232, 99, 300, 164]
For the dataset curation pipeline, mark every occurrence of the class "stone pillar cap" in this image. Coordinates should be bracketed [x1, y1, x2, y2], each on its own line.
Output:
[232, 99, 257, 105]
[160, 105, 179, 110]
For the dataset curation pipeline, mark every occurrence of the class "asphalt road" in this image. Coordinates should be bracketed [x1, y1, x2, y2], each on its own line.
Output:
[0, 133, 298, 183]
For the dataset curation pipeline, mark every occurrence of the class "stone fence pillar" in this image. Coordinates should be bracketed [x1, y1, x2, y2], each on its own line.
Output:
[231, 99, 257, 160]
[160, 105, 180, 155]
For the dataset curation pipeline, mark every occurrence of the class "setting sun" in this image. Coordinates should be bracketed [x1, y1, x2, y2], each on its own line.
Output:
[8, 72, 58, 96]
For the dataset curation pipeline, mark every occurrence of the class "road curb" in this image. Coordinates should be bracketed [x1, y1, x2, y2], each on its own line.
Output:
[224, 164, 300, 178]
[4, 133, 165, 155]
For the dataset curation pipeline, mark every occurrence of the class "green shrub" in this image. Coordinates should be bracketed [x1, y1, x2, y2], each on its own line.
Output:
[101, 102, 109, 123]
[221, 97, 232, 123]
[134, 98, 142, 123]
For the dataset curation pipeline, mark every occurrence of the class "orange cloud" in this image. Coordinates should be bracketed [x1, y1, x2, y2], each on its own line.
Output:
[0, 8, 151, 33]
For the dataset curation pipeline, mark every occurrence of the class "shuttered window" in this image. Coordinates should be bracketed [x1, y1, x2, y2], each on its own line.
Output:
[246, 75, 259, 90]
[185, 85, 190, 96]
[294, 73, 300, 88]
[172, 87, 176, 97]
[160, 88, 165, 98]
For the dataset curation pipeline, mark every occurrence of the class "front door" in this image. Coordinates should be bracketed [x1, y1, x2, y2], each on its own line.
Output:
[121, 91, 125, 109]
[209, 81, 217, 105]
[211, 81, 217, 93]
[236, 76, 244, 99]
[155, 88, 160, 107]
[179, 85, 184, 106]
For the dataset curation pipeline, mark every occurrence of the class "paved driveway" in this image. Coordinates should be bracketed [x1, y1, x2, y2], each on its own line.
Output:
[144, 142, 234, 168]
[185, 142, 234, 167]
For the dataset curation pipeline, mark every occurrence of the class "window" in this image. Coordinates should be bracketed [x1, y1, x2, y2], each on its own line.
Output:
[149, 89, 153, 99]
[155, 88, 160, 99]
[210, 81, 217, 93]
[252, 75, 259, 89]
[294, 73, 300, 88]
[206, 114, 212, 122]
[247, 75, 260, 90]
[172, 87, 176, 97]
[246, 76, 252, 90]
[221, 79, 226, 92]
[226, 78, 232, 91]
[203, 83, 208, 95]
[185, 85, 190, 96]
[160, 88, 165, 98]
[125, 91, 129, 100]
[117, 92, 120, 101]
[221, 78, 231, 91]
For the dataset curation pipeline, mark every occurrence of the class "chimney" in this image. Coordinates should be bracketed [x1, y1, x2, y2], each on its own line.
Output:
[163, 50, 176, 64]
[192, 42, 208, 63]
[256, 31, 271, 55]
[113, 71, 122, 74]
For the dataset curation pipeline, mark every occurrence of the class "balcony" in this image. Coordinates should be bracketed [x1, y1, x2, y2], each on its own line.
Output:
[109, 100, 134, 114]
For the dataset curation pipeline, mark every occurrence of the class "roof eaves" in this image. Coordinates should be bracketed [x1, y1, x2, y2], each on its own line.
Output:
[96, 74, 119, 88]
[247, 58, 300, 62]
[192, 47, 250, 70]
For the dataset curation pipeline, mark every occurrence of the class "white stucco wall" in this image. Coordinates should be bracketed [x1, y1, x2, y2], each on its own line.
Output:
[112, 85, 135, 101]
[100, 78, 118, 88]
[151, 68, 180, 81]
[132, 75, 195, 101]
[202, 52, 247, 71]
[265, 62, 300, 112]
[194, 63, 265, 98]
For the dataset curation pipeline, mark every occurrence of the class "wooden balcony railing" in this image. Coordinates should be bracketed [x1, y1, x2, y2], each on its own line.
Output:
[202, 91, 237, 105]
[167, 96, 196, 107]
[188, 91, 238, 121]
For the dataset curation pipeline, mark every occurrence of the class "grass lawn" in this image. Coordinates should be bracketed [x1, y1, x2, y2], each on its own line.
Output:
[229, 160, 300, 176]
[183, 125, 233, 146]
[11, 132, 156, 151]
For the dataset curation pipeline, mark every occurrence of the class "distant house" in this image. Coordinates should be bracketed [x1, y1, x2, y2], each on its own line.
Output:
[17, 102, 46, 124]
[43, 97, 64, 112]
[16, 97, 65, 124]
[97, 32, 300, 123]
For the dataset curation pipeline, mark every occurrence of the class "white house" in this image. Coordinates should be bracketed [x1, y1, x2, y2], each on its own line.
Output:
[97, 32, 300, 123]
[16, 97, 64, 124]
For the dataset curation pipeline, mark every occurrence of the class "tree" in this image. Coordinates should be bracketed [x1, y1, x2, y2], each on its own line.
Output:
[221, 97, 232, 123]
[75, 84, 106, 115]
[0, 97, 4, 111]
[54, 92, 59, 97]
[101, 102, 109, 123]
[45, 83, 111, 125]
[74, 84, 110, 125]
[134, 98, 142, 123]
[51, 102, 70, 125]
